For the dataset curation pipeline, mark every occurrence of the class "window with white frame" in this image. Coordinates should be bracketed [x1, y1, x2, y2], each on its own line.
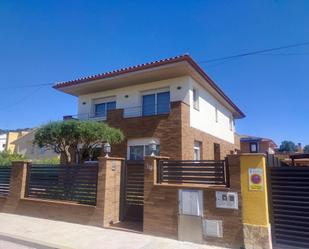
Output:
[229, 116, 233, 131]
[128, 138, 160, 160]
[142, 89, 170, 116]
[193, 88, 199, 110]
[194, 141, 202, 160]
[92, 97, 116, 118]
[215, 106, 218, 123]
[250, 142, 258, 153]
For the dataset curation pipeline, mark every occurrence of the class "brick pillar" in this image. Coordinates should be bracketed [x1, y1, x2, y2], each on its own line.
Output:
[10, 161, 30, 199]
[2, 161, 30, 212]
[144, 156, 158, 234]
[240, 154, 272, 249]
[97, 156, 124, 227]
[143, 156, 176, 237]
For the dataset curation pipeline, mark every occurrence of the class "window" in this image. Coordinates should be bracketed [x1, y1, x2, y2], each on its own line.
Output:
[194, 141, 201, 160]
[250, 142, 258, 153]
[129, 145, 160, 160]
[129, 145, 144, 160]
[94, 101, 116, 118]
[229, 116, 233, 131]
[39, 147, 45, 155]
[142, 91, 170, 116]
[215, 106, 218, 123]
[193, 88, 199, 110]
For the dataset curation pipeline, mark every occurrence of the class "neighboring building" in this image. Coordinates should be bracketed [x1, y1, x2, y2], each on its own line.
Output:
[0, 133, 7, 152]
[4, 131, 29, 152]
[275, 142, 303, 161]
[54, 55, 245, 161]
[240, 135, 277, 154]
[12, 129, 59, 161]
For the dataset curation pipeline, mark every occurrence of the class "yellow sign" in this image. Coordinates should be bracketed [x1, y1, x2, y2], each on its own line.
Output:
[248, 168, 264, 191]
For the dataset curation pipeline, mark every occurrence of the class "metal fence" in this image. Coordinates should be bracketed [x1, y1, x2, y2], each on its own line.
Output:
[26, 164, 98, 205]
[0, 166, 11, 197]
[268, 166, 309, 248]
[266, 153, 289, 167]
[157, 160, 229, 186]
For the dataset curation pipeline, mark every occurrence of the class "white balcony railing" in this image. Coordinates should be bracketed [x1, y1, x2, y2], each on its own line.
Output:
[63, 104, 170, 121]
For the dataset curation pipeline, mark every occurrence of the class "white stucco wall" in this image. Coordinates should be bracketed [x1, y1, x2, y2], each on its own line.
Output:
[77, 76, 190, 119]
[189, 77, 235, 144]
[13, 131, 59, 160]
[76, 75, 235, 144]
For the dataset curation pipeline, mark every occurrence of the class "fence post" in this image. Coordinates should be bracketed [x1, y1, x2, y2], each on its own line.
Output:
[240, 153, 272, 249]
[96, 156, 124, 227]
[224, 158, 230, 188]
[10, 161, 30, 200]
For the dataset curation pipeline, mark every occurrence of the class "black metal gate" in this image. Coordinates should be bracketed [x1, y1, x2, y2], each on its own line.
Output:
[269, 165, 309, 249]
[120, 160, 144, 222]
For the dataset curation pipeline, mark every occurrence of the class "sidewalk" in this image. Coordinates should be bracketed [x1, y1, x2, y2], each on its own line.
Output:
[0, 213, 229, 249]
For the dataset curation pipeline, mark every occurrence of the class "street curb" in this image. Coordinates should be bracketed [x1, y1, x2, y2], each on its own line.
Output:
[0, 232, 73, 249]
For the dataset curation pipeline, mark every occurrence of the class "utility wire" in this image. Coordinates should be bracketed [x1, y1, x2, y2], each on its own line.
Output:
[1, 41, 309, 90]
[199, 41, 309, 64]
[0, 82, 53, 90]
[0, 86, 44, 112]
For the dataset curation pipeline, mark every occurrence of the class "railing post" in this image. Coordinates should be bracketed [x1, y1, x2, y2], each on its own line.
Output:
[24, 163, 31, 198]
[157, 160, 161, 184]
[224, 158, 230, 188]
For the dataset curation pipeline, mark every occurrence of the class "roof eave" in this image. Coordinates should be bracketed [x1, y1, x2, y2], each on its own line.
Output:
[53, 55, 245, 119]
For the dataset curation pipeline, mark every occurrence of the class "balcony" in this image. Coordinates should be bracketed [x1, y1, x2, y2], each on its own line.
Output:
[63, 104, 171, 121]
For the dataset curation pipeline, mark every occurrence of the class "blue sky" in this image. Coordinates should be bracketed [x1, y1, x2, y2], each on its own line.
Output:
[0, 0, 308, 145]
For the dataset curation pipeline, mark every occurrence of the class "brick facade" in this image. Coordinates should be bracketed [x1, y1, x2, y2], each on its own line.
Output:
[0, 155, 244, 248]
[181, 102, 239, 160]
[240, 140, 275, 154]
[107, 101, 182, 160]
[107, 101, 239, 160]
[0, 158, 123, 228]
[144, 155, 243, 248]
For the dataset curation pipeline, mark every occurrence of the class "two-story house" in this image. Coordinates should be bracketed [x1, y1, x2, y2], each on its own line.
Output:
[54, 55, 245, 161]
[240, 135, 277, 154]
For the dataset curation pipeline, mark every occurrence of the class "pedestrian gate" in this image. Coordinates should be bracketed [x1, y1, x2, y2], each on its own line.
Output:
[269, 165, 309, 249]
[120, 160, 144, 222]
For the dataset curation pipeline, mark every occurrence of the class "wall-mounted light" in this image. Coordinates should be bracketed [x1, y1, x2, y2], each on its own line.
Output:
[148, 139, 157, 156]
[104, 142, 111, 158]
